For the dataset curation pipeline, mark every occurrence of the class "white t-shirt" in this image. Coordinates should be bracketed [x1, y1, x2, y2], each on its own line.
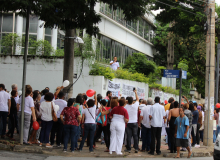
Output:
[18, 96, 34, 115]
[140, 105, 151, 128]
[40, 95, 45, 103]
[110, 61, 120, 70]
[54, 99, 67, 118]
[149, 103, 166, 127]
[0, 90, 11, 112]
[139, 104, 146, 111]
[82, 105, 96, 124]
[125, 101, 139, 123]
[14, 95, 20, 104]
[40, 101, 59, 121]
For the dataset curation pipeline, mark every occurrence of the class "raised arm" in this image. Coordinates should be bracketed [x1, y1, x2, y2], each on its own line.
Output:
[134, 89, 139, 102]
[94, 91, 97, 106]
[183, 95, 189, 104]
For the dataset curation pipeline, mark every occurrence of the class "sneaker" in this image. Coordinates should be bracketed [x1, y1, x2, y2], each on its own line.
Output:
[63, 149, 67, 152]
[135, 150, 138, 153]
[195, 144, 200, 148]
[109, 151, 112, 155]
[71, 151, 74, 153]
[90, 150, 94, 153]
[148, 151, 154, 155]
[79, 150, 82, 152]
[117, 152, 123, 155]
[124, 149, 131, 153]
[157, 151, 161, 155]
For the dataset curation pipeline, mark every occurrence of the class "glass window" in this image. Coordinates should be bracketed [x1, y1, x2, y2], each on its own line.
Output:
[2, 14, 13, 32]
[45, 28, 52, 35]
[138, 18, 144, 37]
[0, 14, 2, 32]
[23, 15, 38, 33]
[45, 36, 51, 44]
[144, 21, 149, 41]
[114, 41, 122, 63]
[101, 36, 111, 61]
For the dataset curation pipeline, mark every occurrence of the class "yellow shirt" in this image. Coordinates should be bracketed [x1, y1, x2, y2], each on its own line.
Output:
[164, 103, 171, 111]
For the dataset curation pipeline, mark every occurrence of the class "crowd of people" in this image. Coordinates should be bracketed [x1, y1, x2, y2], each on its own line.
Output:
[0, 83, 216, 158]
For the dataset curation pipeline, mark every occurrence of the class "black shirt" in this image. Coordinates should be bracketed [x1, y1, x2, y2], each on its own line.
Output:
[10, 97, 17, 114]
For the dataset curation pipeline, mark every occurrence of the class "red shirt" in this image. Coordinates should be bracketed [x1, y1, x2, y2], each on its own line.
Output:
[110, 106, 129, 119]
[61, 107, 80, 126]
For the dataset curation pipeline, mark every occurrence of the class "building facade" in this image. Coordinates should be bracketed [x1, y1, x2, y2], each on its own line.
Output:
[0, 3, 156, 64]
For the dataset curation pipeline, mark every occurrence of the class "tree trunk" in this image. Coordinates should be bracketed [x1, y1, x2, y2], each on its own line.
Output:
[63, 29, 76, 99]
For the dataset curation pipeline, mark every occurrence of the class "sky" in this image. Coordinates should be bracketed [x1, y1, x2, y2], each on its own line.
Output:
[152, 1, 220, 16]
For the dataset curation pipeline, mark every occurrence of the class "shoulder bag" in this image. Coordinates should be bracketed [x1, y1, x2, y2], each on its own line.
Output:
[51, 102, 58, 122]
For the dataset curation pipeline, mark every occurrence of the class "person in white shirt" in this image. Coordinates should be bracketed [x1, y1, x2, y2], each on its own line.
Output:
[149, 96, 166, 155]
[124, 89, 139, 153]
[50, 91, 67, 147]
[0, 84, 11, 138]
[79, 91, 97, 152]
[39, 92, 59, 148]
[110, 56, 120, 70]
[139, 100, 147, 111]
[139, 98, 153, 152]
[17, 85, 36, 144]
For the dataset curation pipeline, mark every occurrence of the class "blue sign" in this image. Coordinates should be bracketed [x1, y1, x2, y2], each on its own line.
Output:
[163, 70, 180, 78]
[182, 71, 187, 79]
[163, 70, 187, 79]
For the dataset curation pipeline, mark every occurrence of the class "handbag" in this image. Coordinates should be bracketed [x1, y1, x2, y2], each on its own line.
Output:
[51, 102, 58, 122]
[96, 112, 106, 124]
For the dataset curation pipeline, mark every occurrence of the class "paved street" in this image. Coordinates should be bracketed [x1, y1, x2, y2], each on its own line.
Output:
[0, 150, 213, 160]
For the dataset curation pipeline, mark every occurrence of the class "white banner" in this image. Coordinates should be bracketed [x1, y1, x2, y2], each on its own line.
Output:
[108, 81, 121, 97]
[137, 87, 145, 99]
[122, 84, 135, 98]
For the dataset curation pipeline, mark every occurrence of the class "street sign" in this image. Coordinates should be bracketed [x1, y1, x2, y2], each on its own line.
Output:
[163, 70, 180, 78]
[182, 70, 187, 79]
[163, 69, 187, 79]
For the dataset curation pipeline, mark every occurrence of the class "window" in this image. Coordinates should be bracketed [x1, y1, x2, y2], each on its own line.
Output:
[23, 15, 38, 33]
[57, 30, 65, 49]
[2, 14, 13, 32]
[45, 28, 52, 45]
[99, 3, 155, 43]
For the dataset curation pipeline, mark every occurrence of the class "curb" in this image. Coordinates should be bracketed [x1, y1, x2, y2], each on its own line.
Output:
[163, 151, 213, 158]
[0, 143, 43, 153]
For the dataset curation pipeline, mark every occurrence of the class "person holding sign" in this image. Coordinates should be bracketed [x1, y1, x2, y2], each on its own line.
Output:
[110, 56, 120, 70]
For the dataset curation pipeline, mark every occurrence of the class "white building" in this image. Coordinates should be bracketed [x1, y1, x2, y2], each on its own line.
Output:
[0, 3, 156, 62]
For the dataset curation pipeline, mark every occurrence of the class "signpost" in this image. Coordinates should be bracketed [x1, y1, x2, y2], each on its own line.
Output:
[163, 69, 187, 108]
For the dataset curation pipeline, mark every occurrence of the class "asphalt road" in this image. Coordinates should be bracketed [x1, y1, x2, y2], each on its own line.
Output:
[0, 150, 214, 160]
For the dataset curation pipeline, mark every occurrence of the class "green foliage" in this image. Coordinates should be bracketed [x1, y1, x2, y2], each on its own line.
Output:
[123, 53, 157, 76]
[89, 63, 115, 81]
[0, 33, 21, 55]
[89, 63, 179, 95]
[54, 48, 64, 57]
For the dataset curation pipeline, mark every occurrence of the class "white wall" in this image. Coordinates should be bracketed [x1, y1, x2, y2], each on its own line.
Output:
[150, 89, 180, 103]
[0, 56, 149, 99]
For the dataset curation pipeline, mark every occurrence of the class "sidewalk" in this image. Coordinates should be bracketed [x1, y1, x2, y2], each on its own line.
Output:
[0, 133, 214, 158]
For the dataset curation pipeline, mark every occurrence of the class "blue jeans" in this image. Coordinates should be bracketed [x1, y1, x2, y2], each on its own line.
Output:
[214, 130, 217, 143]
[141, 124, 151, 151]
[216, 126, 220, 137]
[166, 127, 171, 150]
[63, 125, 78, 151]
[74, 125, 80, 148]
[40, 120, 53, 143]
[79, 123, 96, 151]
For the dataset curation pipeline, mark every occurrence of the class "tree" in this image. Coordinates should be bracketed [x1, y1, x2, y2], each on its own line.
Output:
[123, 52, 157, 76]
[0, 0, 149, 97]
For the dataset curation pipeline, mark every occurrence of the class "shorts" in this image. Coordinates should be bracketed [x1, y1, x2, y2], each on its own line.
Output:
[176, 138, 188, 148]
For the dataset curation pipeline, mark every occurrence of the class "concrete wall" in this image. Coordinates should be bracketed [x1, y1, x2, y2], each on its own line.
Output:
[150, 89, 180, 103]
[0, 55, 149, 99]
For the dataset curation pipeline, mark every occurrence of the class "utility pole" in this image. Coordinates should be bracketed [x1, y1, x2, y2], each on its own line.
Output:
[203, 0, 215, 146]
